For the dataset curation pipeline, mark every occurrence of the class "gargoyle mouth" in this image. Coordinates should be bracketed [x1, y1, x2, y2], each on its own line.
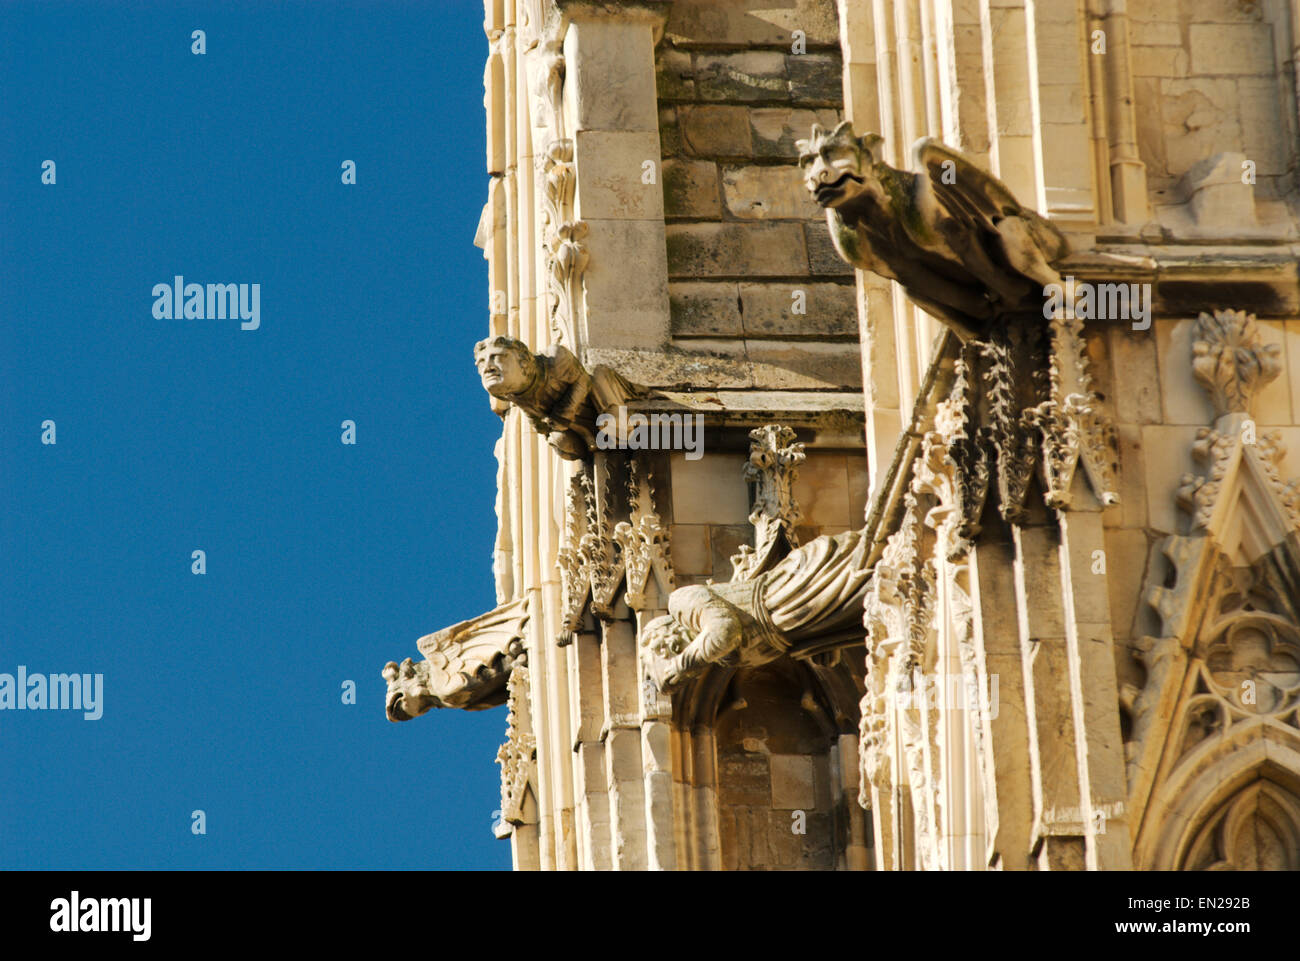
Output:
[813, 171, 863, 206]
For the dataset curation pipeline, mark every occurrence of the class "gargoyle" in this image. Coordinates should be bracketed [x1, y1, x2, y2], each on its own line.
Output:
[474, 335, 643, 460]
[642, 528, 870, 690]
[797, 121, 1068, 341]
[382, 596, 529, 720]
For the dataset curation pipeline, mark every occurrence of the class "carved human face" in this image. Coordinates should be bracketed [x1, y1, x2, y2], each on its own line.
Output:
[477, 345, 530, 396]
[798, 125, 870, 209]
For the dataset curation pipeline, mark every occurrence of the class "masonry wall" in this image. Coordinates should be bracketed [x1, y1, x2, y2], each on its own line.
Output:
[654, 0, 862, 393]
[1128, 0, 1299, 217]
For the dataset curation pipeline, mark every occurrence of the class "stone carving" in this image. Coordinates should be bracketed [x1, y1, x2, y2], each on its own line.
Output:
[1127, 309, 1300, 860]
[1181, 780, 1300, 870]
[859, 497, 935, 805]
[557, 465, 621, 642]
[1174, 311, 1300, 533]
[1191, 308, 1283, 416]
[643, 528, 871, 691]
[474, 335, 643, 460]
[730, 424, 806, 579]
[495, 651, 537, 837]
[558, 456, 674, 646]
[797, 121, 1068, 342]
[382, 596, 530, 721]
[1027, 309, 1120, 510]
[916, 348, 990, 554]
[802, 122, 1119, 522]
[519, 0, 587, 347]
[616, 457, 676, 612]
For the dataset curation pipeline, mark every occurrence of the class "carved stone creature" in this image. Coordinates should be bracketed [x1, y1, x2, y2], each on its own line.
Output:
[642, 529, 871, 690]
[382, 596, 529, 720]
[474, 335, 643, 460]
[797, 121, 1068, 341]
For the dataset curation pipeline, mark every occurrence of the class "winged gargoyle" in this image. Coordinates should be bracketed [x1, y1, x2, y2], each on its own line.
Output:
[382, 596, 529, 721]
[474, 335, 644, 461]
[797, 121, 1068, 341]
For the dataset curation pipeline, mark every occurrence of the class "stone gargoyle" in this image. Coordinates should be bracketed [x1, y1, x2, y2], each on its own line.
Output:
[641, 528, 871, 691]
[797, 121, 1068, 341]
[474, 335, 643, 461]
[382, 596, 529, 720]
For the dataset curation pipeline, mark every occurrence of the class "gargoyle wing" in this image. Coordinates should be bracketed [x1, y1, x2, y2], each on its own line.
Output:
[383, 596, 530, 720]
[913, 137, 1068, 297]
[913, 137, 1025, 233]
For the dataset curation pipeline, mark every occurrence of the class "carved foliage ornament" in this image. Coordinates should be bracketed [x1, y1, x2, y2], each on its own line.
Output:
[731, 424, 806, 580]
[1191, 308, 1284, 417]
[519, 0, 586, 347]
[1176, 311, 1300, 533]
[495, 652, 537, 836]
[558, 456, 675, 646]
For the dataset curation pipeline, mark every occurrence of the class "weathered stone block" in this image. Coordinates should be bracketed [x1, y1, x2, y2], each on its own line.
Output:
[1159, 78, 1241, 180]
[666, 222, 809, 277]
[662, 158, 722, 218]
[749, 107, 842, 159]
[694, 51, 789, 102]
[1103, 527, 1150, 642]
[745, 340, 863, 389]
[739, 282, 857, 337]
[1107, 327, 1162, 426]
[1139, 425, 1201, 533]
[574, 130, 666, 221]
[786, 53, 842, 105]
[1188, 23, 1274, 77]
[1131, 44, 1189, 79]
[580, 219, 671, 349]
[803, 222, 854, 276]
[670, 282, 742, 336]
[791, 452, 851, 527]
[669, 523, 712, 576]
[566, 19, 659, 132]
[678, 105, 753, 157]
[722, 164, 822, 219]
[1237, 76, 1291, 177]
[659, 107, 682, 158]
[664, 0, 840, 48]
[671, 452, 750, 524]
[847, 451, 869, 523]
[656, 46, 694, 101]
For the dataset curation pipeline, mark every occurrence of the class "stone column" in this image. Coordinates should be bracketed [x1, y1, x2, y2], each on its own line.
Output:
[1055, 488, 1133, 869]
[977, 0, 1043, 208]
[837, 0, 904, 499]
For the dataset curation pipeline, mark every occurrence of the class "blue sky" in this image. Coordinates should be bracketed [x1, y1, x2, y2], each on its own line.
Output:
[0, 0, 511, 869]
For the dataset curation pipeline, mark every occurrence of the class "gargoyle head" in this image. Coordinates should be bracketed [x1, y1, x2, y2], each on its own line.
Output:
[474, 335, 539, 398]
[641, 613, 693, 692]
[797, 121, 884, 210]
[382, 658, 440, 721]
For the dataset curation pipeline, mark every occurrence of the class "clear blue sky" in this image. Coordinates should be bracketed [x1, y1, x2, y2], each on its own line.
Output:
[0, 0, 512, 869]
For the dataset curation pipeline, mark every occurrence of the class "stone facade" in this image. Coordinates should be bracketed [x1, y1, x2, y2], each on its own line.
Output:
[385, 0, 1300, 871]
